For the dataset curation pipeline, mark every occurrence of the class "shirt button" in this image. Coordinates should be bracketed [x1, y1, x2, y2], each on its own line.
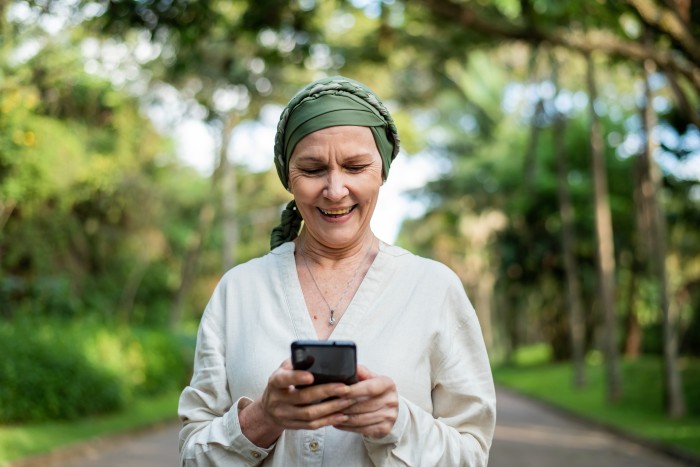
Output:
[309, 440, 320, 452]
[251, 451, 262, 459]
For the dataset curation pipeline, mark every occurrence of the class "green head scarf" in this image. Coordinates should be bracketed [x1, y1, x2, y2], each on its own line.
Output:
[270, 76, 400, 249]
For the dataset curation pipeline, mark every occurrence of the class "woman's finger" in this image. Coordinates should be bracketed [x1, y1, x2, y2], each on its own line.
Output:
[334, 414, 395, 438]
[346, 374, 395, 400]
[341, 392, 396, 415]
[356, 364, 375, 381]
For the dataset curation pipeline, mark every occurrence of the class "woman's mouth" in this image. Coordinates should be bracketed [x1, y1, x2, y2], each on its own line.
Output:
[318, 205, 357, 218]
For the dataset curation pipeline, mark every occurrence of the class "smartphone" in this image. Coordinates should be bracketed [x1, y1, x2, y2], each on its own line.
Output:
[291, 340, 358, 387]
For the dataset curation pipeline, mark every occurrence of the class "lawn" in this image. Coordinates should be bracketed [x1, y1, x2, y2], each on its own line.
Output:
[493, 345, 700, 458]
[0, 390, 181, 465]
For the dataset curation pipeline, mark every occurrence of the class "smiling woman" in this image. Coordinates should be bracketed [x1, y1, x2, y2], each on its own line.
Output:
[177, 76, 496, 466]
[288, 125, 383, 251]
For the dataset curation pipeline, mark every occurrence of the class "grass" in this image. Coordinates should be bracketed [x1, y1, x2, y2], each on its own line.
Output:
[493, 346, 700, 457]
[0, 389, 181, 465]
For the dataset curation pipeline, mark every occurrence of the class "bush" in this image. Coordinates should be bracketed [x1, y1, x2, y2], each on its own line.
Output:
[139, 330, 195, 395]
[88, 327, 193, 398]
[0, 319, 194, 423]
[0, 324, 123, 422]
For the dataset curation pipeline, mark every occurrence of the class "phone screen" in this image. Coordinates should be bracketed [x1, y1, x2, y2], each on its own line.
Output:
[291, 340, 357, 385]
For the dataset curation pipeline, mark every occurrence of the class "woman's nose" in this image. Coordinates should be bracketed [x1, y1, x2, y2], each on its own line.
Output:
[323, 170, 349, 200]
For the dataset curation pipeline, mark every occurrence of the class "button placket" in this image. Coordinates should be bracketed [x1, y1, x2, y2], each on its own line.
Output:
[301, 429, 325, 466]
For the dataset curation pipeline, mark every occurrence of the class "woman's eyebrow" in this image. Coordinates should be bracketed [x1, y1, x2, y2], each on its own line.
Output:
[292, 155, 325, 164]
[291, 151, 377, 165]
[344, 152, 376, 161]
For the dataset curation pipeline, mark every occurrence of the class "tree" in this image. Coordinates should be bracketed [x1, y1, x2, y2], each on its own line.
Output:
[640, 51, 685, 417]
[552, 52, 587, 388]
[586, 53, 622, 403]
[0, 22, 176, 322]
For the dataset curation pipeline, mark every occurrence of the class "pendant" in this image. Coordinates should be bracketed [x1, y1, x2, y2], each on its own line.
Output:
[328, 310, 336, 325]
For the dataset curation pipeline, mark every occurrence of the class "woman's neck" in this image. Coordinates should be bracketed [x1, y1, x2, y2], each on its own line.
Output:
[295, 231, 377, 268]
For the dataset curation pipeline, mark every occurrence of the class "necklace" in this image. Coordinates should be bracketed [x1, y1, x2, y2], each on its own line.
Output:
[301, 238, 375, 326]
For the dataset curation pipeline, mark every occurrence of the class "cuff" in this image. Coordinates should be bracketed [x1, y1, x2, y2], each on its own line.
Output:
[362, 396, 409, 446]
[225, 397, 275, 463]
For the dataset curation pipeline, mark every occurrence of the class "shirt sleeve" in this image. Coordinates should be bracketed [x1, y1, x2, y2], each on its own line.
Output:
[362, 269, 497, 466]
[178, 285, 274, 466]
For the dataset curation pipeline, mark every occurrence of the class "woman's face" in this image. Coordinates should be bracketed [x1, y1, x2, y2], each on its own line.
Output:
[288, 125, 383, 250]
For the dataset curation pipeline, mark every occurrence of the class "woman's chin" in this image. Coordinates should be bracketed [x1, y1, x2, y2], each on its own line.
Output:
[315, 227, 369, 249]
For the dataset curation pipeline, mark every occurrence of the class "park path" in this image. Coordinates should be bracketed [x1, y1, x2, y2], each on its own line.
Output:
[16, 387, 696, 467]
[489, 387, 694, 467]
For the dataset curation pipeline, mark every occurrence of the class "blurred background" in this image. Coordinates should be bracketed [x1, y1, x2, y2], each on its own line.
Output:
[1, 0, 699, 463]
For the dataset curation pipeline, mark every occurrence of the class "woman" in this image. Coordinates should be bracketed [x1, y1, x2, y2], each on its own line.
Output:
[178, 76, 496, 466]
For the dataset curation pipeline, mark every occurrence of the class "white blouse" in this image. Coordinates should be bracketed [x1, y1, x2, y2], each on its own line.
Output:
[178, 242, 496, 466]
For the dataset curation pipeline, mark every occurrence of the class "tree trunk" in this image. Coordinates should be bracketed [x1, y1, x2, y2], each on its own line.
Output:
[170, 204, 215, 329]
[586, 53, 621, 403]
[0, 200, 16, 232]
[504, 290, 524, 365]
[629, 116, 653, 357]
[552, 53, 586, 388]
[523, 47, 544, 190]
[220, 115, 240, 272]
[119, 260, 149, 324]
[641, 57, 685, 418]
[623, 258, 642, 358]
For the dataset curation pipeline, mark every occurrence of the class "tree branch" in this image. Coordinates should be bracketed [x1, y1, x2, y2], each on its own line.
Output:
[419, 0, 700, 92]
[663, 65, 700, 130]
[626, 0, 700, 66]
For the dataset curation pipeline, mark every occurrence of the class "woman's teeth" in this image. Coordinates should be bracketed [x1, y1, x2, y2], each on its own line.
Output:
[320, 207, 352, 216]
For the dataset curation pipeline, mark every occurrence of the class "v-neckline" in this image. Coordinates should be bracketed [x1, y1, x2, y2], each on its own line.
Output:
[282, 241, 385, 341]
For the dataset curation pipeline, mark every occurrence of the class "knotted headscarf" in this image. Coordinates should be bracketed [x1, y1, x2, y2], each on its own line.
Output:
[270, 76, 400, 250]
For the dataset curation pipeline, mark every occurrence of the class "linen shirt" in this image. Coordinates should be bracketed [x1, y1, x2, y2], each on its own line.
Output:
[178, 242, 496, 466]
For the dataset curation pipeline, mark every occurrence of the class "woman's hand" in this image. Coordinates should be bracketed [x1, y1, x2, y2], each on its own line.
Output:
[240, 359, 357, 447]
[333, 365, 399, 439]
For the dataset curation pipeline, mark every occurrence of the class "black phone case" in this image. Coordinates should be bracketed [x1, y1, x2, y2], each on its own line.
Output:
[291, 340, 358, 386]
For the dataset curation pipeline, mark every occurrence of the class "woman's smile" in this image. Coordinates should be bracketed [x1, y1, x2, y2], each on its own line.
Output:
[318, 205, 357, 218]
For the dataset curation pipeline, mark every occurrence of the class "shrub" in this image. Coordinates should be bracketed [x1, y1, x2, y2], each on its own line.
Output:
[84, 327, 193, 398]
[131, 329, 193, 396]
[0, 323, 124, 422]
[0, 319, 194, 423]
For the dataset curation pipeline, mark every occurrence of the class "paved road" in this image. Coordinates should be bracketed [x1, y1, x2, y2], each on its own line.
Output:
[62, 423, 181, 467]
[490, 388, 693, 467]
[19, 388, 695, 466]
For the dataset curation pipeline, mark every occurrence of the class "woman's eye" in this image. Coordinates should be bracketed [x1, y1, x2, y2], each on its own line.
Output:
[346, 165, 368, 173]
[301, 167, 323, 175]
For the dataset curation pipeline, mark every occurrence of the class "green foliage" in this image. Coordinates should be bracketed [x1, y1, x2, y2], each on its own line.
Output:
[83, 325, 190, 398]
[0, 322, 123, 422]
[0, 319, 194, 423]
[0, 81, 40, 204]
[0, 25, 220, 325]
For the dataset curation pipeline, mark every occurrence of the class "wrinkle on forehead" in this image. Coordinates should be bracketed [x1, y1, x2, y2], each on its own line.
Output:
[289, 126, 379, 163]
